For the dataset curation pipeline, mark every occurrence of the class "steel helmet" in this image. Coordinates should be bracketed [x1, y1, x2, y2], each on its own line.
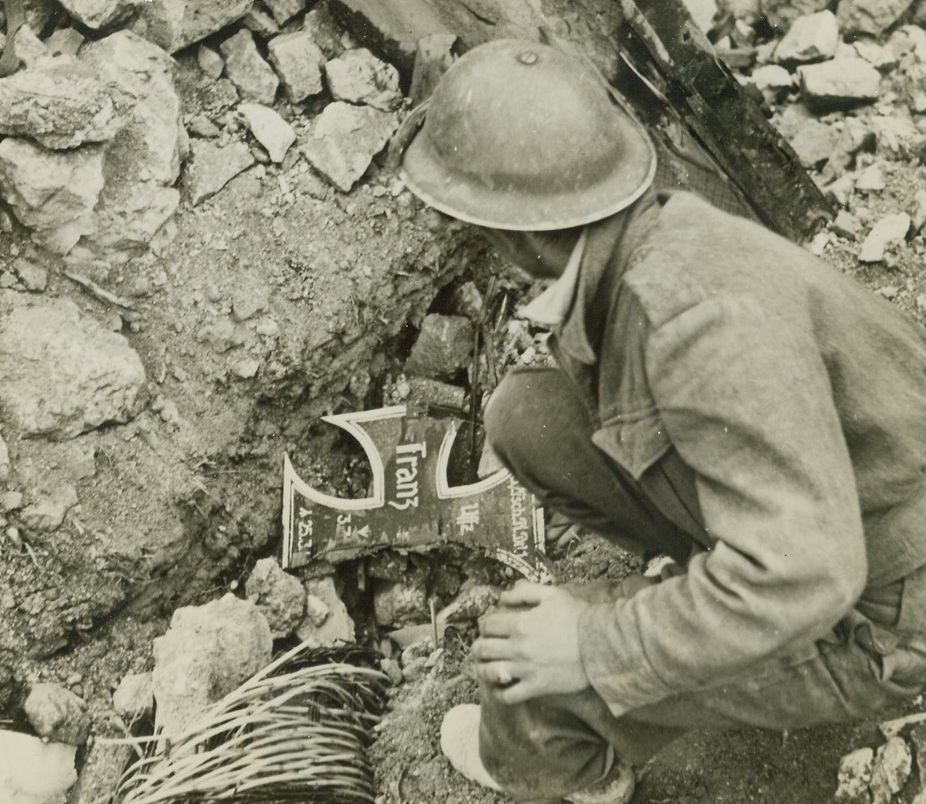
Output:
[399, 38, 657, 231]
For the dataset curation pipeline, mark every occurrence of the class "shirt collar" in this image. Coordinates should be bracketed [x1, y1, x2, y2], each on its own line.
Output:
[517, 228, 588, 329]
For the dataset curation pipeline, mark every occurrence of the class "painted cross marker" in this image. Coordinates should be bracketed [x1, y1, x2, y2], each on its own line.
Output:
[282, 405, 549, 581]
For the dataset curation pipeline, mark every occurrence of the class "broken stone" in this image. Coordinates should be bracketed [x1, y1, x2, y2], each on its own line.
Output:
[775, 105, 840, 168]
[268, 30, 325, 102]
[198, 44, 224, 79]
[243, 5, 281, 36]
[855, 165, 886, 192]
[325, 47, 403, 111]
[832, 209, 862, 240]
[852, 40, 900, 73]
[0, 729, 77, 804]
[45, 27, 86, 58]
[186, 140, 257, 206]
[835, 746, 874, 803]
[749, 63, 794, 93]
[20, 484, 79, 532]
[871, 114, 926, 162]
[244, 557, 306, 638]
[859, 213, 912, 262]
[239, 103, 296, 163]
[301, 101, 399, 192]
[405, 314, 474, 379]
[152, 593, 272, 736]
[132, 0, 253, 53]
[10, 24, 49, 69]
[760, 0, 831, 31]
[409, 33, 459, 107]
[774, 10, 838, 65]
[220, 29, 280, 105]
[911, 722, 926, 780]
[0, 139, 104, 254]
[296, 576, 355, 646]
[67, 740, 133, 804]
[265, 0, 306, 25]
[303, 0, 355, 59]
[57, 0, 135, 29]
[909, 189, 926, 235]
[112, 672, 153, 721]
[24, 682, 90, 745]
[187, 114, 221, 139]
[799, 57, 882, 111]
[12, 257, 47, 292]
[405, 376, 467, 410]
[374, 576, 428, 628]
[870, 736, 912, 804]
[2, 491, 24, 512]
[837, 0, 914, 36]
[0, 431, 9, 482]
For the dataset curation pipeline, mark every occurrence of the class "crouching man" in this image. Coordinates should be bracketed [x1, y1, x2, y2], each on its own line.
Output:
[398, 38, 926, 803]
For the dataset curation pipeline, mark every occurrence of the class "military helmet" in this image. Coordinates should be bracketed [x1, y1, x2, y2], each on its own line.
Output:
[399, 38, 657, 231]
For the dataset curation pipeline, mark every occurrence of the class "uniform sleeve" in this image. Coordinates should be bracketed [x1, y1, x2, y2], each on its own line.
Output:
[577, 295, 868, 716]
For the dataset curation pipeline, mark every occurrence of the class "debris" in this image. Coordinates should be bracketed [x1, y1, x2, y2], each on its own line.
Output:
[855, 165, 886, 193]
[0, 139, 105, 255]
[871, 115, 926, 162]
[63, 269, 136, 309]
[112, 671, 154, 721]
[837, 0, 915, 37]
[268, 30, 326, 102]
[404, 376, 468, 410]
[859, 212, 911, 262]
[761, 0, 831, 32]
[185, 140, 256, 206]
[0, 729, 76, 804]
[297, 576, 356, 646]
[151, 593, 273, 736]
[20, 484, 79, 532]
[832, 210, 861, 240]
[406, 314, 473, 378]
[67, 740, 134, 804]
[748, 64, 795, 101]
[909, 189, 926, 236]
[304, 0, 355, 59]
[242, 5, 280, 37]
[220, 29, 279, 105]
[325, 47, 404, 111]
[301, 100, 399, 192]
[374, 573, 429, 627]
[910, 722, 926, 779]
[45, 27, 85, 58]
[264, 0, 306, 25]
[56, 0, 136, 29]
[239, 103, 296, 163]
[773, 10, 839, 65]
[775, 105, 840, 168]
[245, 557, 306, 638]
[197, 44, 224, 79]
[24, 682, 91, 745]
[881, 711, 926, 740]
[834, 746, 874, 804]
[869, 736, 912, 804]
[0, 431, 10, 482]
[799, 57, 882, 111]
[12, 257, 47, 292]
[0, 297, 146, 439]
[133, 0, 253, 53]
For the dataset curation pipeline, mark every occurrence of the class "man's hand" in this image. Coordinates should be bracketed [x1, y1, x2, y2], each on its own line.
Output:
[472, 581, 590, 704]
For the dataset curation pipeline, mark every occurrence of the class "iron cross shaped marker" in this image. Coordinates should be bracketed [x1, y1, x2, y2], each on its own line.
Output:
[282, 405, 550, 582]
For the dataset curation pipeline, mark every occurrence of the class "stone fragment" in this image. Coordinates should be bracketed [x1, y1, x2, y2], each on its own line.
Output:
[325, 47, 403, 111]
[405, 376, 467, 409]
[57, 0, 135, 28]
[10, 24, 49, 68]
[186, 114, 221, 138]
[409, 33, 458, 106]
[835, 746, 874, 803]
[775, 106, 839, 167]
[374, 577, 428, 627]
[131, 0, 253, 53]
[870, 736, 912, 804]
[303, 0, 355, 59]
[112, 672, 154, 720]
[872, 114, 926, 161]
[296, 576, 355, 646]
[0, 431, 9, 481]
[152, 593, 272, 736]
[12, 257, 47, 292]
[910, 722, 926, 780]
[0, 729, 76, 804]
[67, 740, 133, 804]
[0, 139, 104, 254]
[301, 101, 399, 191]
[681, 0, 719, 34]
[20, 484, 79, 532]
[243, 5, 280, 36]
[0, 296, 146, 439]
[909, 189, 926, 236]
[198, 44, 224, 79]
[859, 213, 911, 262]
[239, 103, 296, 163]
[799, 57, 882, 111]
[852, 40, 899, 73]
[405, 314, 474, 378]
[855, 165, 886, 192]
[761, 0, 831, 31]
[24, 682, 90, 745]
[749, 64, 794, 93]
[774, 10, 838, 65]
[832, 209, 861, 240]
[220, 29, 279, 104]
[45, 27, 86, 58]
[268, 30, 325, 102]
[185, 140, 256, 205]
[880, 711, 926, 740]
[244, 557, 306, 638]
[837, 0, 914, 36]
[265, 0, 306, 25]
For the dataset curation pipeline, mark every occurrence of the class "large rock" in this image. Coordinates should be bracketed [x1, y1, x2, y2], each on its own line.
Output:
[23, 683, 90, 745]
[324, 47, 403, 111]
[245, 557, 305, 638]
[78, 31, 183, 257]
[56, 0, 135, 28]
[773, 10, 839, 65]
[0, 59, 132, 150]
[131, 0, 254, 53]
[220, 29, 279, 104]
[152, 593, 272, 736]
[268, 30, 325, 102]
[799, 57, 882, 111]
[837, 0, 914, 36]
[0, 295, 146, 440]
[0, 139, 104, 254]
[301, 101, 399, 191]
[0, 729, 76, 804]
[185, 140, 256, 205]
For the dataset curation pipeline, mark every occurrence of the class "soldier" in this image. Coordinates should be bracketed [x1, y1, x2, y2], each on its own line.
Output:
[399, 38, 926, 803]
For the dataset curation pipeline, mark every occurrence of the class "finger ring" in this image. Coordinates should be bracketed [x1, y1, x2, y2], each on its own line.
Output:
[497, 664, 513, 686]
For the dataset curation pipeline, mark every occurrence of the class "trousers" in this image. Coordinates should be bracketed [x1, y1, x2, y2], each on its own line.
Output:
[477, 368, 926, 801]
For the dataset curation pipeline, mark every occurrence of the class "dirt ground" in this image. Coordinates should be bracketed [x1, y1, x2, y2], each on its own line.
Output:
[2, 11, 926, 804]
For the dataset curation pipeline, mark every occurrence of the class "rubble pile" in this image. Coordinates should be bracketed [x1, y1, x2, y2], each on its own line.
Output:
[0, 0, 923, 801]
